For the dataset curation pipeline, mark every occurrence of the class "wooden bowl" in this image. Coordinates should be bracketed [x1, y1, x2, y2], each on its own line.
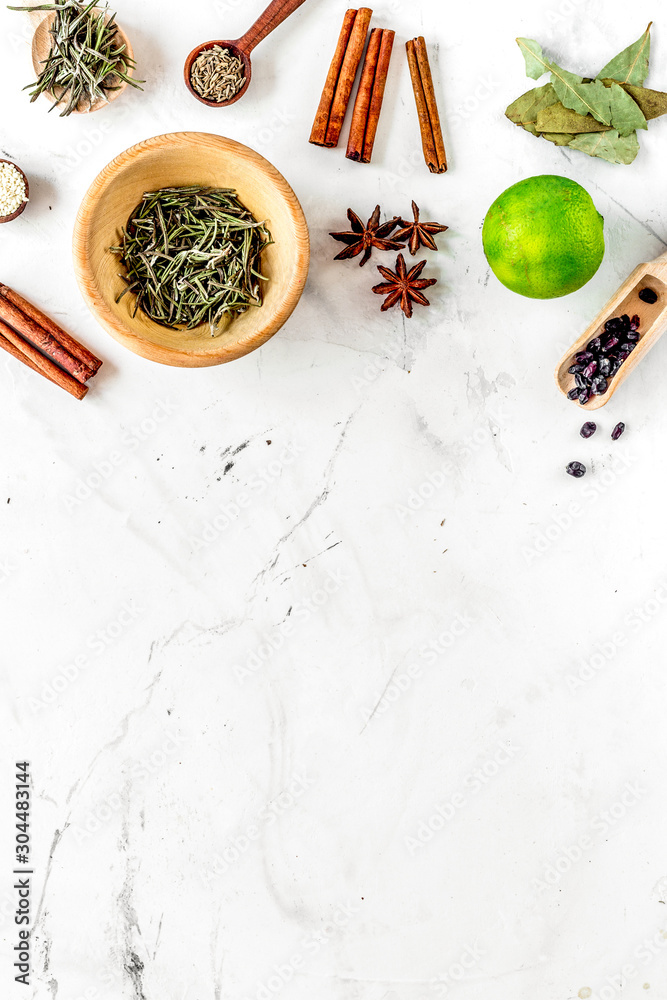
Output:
[72, 132, 310, 367]
[31, 11, 134, 114]
[0, 160, 29, 223]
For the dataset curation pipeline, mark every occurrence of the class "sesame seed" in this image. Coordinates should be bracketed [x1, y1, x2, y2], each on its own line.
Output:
[0, 163, 27, 218]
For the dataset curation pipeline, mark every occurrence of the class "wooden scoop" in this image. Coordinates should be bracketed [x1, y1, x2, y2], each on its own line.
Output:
[31, 11, 133, 114]
[555, 251, 667, 410]
[184, 0, 310, 108]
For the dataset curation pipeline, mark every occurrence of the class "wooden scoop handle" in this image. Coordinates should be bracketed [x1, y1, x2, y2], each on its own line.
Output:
[237, 0, 311, 54]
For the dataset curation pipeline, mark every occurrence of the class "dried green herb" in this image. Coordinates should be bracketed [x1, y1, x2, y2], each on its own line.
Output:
[539, 132, 576, 147]
[550, 65, 615, 125]
[597, 23, 652, 85]
[603, 81, 667, 120]
[608, 82, 648, 135]
[9, 0, 143, 116]
[505, 83, 560, 129]
[110, 186, 273, 334]
[568, 129, 640, 164]
[536, 103, 610, 134]
[507, 25, 663, 164]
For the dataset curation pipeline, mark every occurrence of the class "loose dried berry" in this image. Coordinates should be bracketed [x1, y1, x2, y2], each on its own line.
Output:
[611, 422, 625, 440]
[566, 461, 586, 478]
[580, 422, 597, 438]
[638, 288, 658, 304]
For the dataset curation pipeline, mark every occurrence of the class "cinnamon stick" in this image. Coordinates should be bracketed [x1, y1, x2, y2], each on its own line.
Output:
[362, 29, 395, 162]
[0, 284, 102, 377]
[0, 290, 94, 384]
[310, 7, 373, 148]
[406, 36, 447, 174]
[0, 318, 87, 400]
[346, 28, 395, 163]
[309, 8, 357, 146]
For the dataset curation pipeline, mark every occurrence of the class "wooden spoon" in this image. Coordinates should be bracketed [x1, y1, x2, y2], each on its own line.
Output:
[555, 251, 667, 410]
[184, 0, 311, 108]
[31, 10, 134, 114]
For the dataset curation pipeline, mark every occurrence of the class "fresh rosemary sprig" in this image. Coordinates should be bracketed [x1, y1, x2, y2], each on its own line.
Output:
[110, 186, 273, 334]
[9, 0, 143, 116]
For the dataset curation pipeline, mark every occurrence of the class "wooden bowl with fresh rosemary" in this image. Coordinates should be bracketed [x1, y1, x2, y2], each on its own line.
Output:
[28, 3, 138, 115]
[72, 132, 310, 367]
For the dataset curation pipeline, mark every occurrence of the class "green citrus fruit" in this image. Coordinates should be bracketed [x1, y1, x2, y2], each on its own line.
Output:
[482, 175, 605, 299]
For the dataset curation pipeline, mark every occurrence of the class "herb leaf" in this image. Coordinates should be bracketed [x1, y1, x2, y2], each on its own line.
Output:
[549, 63, 613, 125]
[609, 83, 667, 121]
[568, 129, 640, 164]
[505, 83, 560, 128]
[516, 38, 550, 80]
[608, 82, 647, 135]
[597, 23, 652, 86]
[539, 132, 577, 147]
[536, 102, 610, 134]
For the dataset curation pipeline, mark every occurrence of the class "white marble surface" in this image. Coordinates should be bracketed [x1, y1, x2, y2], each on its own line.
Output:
[2, 0, 667, 998]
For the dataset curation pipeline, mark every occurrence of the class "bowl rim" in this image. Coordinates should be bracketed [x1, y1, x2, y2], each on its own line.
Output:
[72, 131, 310, 367]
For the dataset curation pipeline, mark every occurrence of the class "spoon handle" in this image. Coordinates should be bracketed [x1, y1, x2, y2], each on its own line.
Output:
[237, 0, 310, 54]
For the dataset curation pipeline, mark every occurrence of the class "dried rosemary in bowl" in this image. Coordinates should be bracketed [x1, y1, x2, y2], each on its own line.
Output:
[9, 0, 142, 116]
[110, 186, 273, 335]
[189, 45, 246, 104]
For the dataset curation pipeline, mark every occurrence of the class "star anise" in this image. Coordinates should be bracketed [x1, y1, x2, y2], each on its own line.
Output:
[372, 253, 437, 319]
[330, 205, 404, 267]
[393, 201, 448, 256]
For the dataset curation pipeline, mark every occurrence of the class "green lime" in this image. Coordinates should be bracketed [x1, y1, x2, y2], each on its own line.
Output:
[482, 175, 605, 299]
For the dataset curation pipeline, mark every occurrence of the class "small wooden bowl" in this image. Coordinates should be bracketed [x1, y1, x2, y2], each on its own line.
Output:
[32, 11, 134, 114]
[0, 159, 29, 224]
[72, 132, 310, 367]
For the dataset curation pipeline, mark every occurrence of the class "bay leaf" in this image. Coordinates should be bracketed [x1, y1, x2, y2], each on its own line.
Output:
[516, 38, 549, 80]
[549, 62, 613, 125]
[536, 102, 610, 133]
[605, 82, 667, 121]
[539, 132, 577, 146]
[568, 129, 640, 164]
[505, 83, 559, 126]
[608, 82, 647, 135]
[597, 23, 652, 86]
